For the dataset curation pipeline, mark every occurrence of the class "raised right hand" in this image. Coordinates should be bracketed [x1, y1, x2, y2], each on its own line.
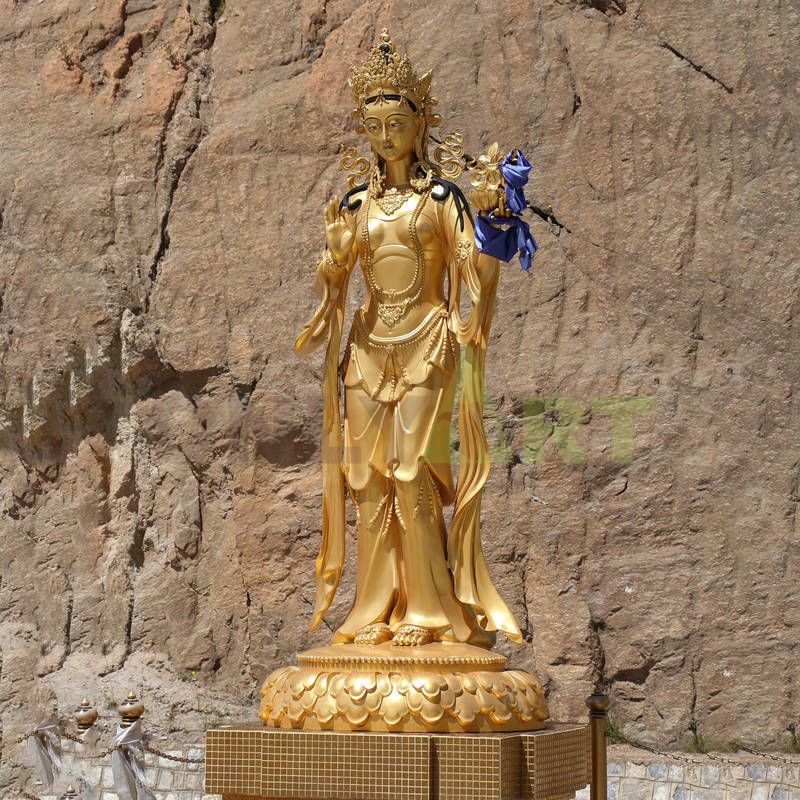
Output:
[324, 195, 357, 265]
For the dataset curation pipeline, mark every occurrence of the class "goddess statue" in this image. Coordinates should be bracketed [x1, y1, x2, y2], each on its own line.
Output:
[295, 30, 535, 649]
[261, 29, 547, 733]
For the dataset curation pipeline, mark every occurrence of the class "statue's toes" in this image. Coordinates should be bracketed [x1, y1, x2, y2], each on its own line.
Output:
[391, 630, 410, 646]
[355, 623, 393, 645]
[391, 625, 436, 647]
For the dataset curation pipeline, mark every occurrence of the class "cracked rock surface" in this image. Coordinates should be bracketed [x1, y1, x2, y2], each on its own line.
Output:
[0, 0, 798, 787]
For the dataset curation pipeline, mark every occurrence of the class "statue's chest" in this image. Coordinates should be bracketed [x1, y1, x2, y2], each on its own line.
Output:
[360, 197, 439, 254]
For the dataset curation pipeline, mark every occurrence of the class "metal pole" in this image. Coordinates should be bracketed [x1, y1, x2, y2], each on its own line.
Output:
[587, 694, 610, 800]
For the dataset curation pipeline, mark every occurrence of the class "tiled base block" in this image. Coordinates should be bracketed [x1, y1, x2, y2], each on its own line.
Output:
[205, 723, 590, 800]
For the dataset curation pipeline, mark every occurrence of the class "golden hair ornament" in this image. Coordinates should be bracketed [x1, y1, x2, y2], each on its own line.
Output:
[348, 29, 433, 114]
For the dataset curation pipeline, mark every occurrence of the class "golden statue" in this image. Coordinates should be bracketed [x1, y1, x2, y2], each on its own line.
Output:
[261, 29, 549, 733]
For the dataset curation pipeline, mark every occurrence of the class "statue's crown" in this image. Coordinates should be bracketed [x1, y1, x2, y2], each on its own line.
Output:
[349, 29, 432, 112]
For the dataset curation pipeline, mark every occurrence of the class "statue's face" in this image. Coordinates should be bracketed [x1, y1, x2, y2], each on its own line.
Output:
[362, 102, 419, 163]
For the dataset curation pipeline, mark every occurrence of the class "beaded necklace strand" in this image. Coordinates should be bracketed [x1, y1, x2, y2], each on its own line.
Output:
[360, 188, 431, 328]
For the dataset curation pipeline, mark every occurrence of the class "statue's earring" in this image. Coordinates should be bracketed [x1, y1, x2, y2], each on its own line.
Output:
[368, 160, 385, 197]
[410, 162, 432, 192]
[352, 107, 366, 135]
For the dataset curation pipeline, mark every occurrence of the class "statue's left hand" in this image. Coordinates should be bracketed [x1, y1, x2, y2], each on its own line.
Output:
[469, 187, 511, 217]
[324, 195, 357, 265]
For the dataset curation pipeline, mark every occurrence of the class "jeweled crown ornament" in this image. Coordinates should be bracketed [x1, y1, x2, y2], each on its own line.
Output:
[348, 28, 433, 113]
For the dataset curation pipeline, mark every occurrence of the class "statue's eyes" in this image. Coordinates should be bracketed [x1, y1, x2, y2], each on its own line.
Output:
[366, 124, 380, 133]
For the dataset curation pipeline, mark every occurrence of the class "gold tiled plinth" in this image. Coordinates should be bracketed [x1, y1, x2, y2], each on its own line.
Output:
[205, 723, 590, 800]
[260, 643, 549, 733]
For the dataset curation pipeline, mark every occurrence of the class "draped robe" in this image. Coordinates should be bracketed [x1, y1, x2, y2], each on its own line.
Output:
[295, 183, 523, 645]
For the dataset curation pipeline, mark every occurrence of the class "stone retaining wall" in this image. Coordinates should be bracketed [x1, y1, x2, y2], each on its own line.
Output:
[37, 737, 207, 800]
[31, 742, 800, 800]
[587, 748, 800, 800]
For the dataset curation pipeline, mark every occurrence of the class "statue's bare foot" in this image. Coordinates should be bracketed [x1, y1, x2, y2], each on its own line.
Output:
[354, 622, 393, 645]
[392, 624, 436, 647]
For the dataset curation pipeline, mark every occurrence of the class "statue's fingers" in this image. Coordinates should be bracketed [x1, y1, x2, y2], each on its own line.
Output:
[323, 197, 336, 225]
[341, 207, 357, 231]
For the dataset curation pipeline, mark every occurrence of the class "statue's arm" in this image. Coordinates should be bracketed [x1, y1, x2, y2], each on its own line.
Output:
[442, 193, 500, 347]
[294, 194, 360, 356]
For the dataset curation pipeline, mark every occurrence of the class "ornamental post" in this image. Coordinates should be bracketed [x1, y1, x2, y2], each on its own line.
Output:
[587, 693, 610, 800]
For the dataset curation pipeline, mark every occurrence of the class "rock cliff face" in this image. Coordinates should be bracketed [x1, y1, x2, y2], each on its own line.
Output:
[1, 0, 797, 788]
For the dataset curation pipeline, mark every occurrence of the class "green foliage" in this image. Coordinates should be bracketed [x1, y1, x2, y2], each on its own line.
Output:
[687, 718, 707, 753]
[212, 0, 225, 20]
[786, 723, 800, 754]
[605, 715, 625, 744]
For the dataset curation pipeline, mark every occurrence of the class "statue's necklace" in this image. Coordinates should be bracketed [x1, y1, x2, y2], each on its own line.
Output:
[361, 189, 430, 329]
[371, 185, 413, 215]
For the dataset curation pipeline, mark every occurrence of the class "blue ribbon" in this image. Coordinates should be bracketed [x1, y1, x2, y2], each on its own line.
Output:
[474, 213, 537, 272]
[499, 149, 531, 214]
[473, 149, 537, 271]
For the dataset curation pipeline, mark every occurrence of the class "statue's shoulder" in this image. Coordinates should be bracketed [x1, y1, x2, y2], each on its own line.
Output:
[339, 184, 368, 212]
[430, 177, 473, 232]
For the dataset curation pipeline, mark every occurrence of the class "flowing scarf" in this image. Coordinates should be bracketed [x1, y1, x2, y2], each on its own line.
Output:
[309, 273, 350, 628]
[447, 260, 523, 643]
[110, 721, 155, 800]
[26, 717, 62, 788]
